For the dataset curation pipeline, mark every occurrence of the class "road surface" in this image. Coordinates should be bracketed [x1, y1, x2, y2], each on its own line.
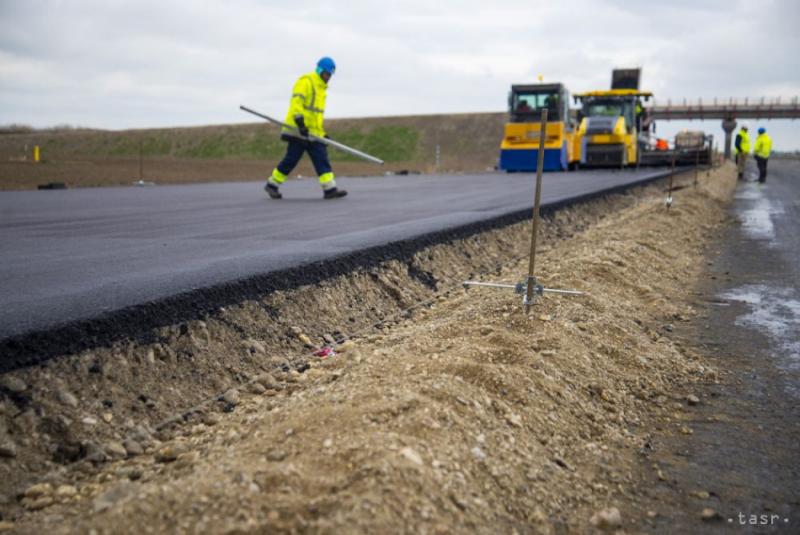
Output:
[635, 158, 800, 532]
[0, 168, 672, 366]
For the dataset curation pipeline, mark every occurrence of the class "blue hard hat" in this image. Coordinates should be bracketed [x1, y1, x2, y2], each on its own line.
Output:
[316, 57, 336, 76]
[758, 127, 766, 134]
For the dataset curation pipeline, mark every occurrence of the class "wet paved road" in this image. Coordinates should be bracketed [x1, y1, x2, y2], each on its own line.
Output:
[0, 168, 671, 342]
[639, 158, 800, 533]
[720, 160, 800, 398]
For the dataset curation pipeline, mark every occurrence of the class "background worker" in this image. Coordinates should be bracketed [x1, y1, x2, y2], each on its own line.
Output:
[516, 100, 533, 113]
[635, 99, 644, 131]
[734, 123, 751, 180]
[753, 127, 773, 183]
[265, 57, 347, 200]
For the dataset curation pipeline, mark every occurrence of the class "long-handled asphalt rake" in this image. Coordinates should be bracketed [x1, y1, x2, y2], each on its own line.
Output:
[240, 105, 385, 165]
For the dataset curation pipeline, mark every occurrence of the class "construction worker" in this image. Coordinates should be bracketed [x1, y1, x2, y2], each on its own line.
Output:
[265, 57, 346, 200]
[635, 100, 643, 131]
[734, 123, 751, 180]
[516, 100, 533, 113]
[753, 127, 773, 183]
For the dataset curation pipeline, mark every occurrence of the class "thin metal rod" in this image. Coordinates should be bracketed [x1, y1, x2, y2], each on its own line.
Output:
[667, 148, 676, 209]
[240, 105, 385, 165]
[525, 108, 548, 312]
[465, 280, 586, 296]
[463, 281, 517, 289]
[138, 140, 143, 182]
[542, 288, 585, 296]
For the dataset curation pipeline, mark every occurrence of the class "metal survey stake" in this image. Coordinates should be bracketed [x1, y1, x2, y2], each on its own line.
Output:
[239, 105, 385, 165]
[463, 108, 584, 310]
[524, 108, 548, 312]
[666, 147, 676, 208]
[464, 281, 584, 297]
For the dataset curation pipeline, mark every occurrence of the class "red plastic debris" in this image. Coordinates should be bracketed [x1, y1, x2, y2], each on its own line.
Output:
[314, 346, 336, 358]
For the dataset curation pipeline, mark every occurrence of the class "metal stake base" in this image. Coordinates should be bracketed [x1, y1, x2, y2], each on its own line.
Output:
[463, 277, 584, 307]
[462, 108, 584, 312]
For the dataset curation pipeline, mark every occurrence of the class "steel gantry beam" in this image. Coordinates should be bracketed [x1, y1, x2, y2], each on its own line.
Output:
[645, 97, 800, 159]
[648, 97, 800, 121]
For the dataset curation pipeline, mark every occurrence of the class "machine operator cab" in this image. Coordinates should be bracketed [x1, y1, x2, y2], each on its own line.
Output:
[581, 97, 633, 129]
[508, 83, 570, 125]
[499, 83, 578, 172]
[574, 89, 652, 167]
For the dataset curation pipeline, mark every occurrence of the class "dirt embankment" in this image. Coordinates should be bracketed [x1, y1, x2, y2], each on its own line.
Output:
[0, 175, 641, 506]
[0, 113, 506, 190]
[2, 165, 736, 533]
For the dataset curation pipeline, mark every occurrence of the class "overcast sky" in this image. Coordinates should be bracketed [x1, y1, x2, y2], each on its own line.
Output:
[2, 0, 799, 149]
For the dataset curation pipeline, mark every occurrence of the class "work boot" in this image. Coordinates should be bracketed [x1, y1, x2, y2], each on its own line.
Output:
[323, 187, 347, 199]
[265, 182, 282, 199]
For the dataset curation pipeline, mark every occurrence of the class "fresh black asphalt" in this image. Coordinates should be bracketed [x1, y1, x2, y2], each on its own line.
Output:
[0, 168, 673, 369]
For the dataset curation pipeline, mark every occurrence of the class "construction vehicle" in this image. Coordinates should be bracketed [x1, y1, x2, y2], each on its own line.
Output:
[638, 133, 674, 166]
[637, 130, 714, 167]
[574, 68, 652, 167]
[499, 83, 580, 172]
[674, 130, 713, 165]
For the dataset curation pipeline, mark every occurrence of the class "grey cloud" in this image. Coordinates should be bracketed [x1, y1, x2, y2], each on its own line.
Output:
[1, 0, 798, 148]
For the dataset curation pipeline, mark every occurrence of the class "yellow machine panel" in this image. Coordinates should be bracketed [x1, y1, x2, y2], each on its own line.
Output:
[499, 83, 579, 172]
[574, 89, 650, 167]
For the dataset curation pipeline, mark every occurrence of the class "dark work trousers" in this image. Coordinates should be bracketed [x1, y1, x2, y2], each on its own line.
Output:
[755, 155, 768, 182]
[276, 137, 332, 178]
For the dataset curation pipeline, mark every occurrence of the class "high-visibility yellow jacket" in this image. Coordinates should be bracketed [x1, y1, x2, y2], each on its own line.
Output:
[754, 133, 772, 159]
[735, 129, 751, 154]
[283, 71, 328, 137]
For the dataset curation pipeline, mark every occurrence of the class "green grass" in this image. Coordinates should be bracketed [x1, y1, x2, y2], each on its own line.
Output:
[230, 130, 287, 160]
[174, 133, 234, 159]
[79, 125, 419, 162]
[329, 126, 418, 162]
[0, 114, 505, 167]
[90, 133, 172, 157]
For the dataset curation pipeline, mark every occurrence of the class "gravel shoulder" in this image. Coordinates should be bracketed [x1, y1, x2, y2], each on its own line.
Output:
[2, 164, 739, 533]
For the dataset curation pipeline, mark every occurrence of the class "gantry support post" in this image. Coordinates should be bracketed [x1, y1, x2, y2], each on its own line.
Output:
[721, 117, 737, 160]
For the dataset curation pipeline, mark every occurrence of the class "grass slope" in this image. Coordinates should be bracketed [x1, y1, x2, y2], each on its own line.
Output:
[0, 113, 505, 165]
[0, 113, 507, 189]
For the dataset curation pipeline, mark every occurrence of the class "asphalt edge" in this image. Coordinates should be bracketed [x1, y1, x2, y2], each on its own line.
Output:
[0, 169, 677, 373]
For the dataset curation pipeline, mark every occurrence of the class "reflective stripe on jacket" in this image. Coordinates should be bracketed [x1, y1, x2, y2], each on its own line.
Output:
[754, 133, 772, 159]
[736, 129, 751, 154]
[283, 71, 328, 137]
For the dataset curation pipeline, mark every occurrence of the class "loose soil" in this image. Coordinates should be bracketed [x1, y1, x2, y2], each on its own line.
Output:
[1, 165, 737, 533]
